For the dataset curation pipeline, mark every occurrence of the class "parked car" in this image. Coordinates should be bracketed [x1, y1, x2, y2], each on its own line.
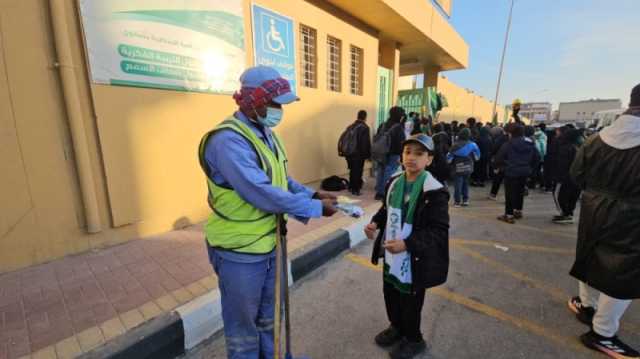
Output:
[589, 109, 625, 130]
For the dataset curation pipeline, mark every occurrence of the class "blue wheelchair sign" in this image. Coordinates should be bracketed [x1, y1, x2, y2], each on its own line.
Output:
[252, 5, 296, 93]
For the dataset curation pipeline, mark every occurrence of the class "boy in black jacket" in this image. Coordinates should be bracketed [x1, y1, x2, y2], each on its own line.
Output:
[495, 124, 540, 224]
[364, 134, 450, 359]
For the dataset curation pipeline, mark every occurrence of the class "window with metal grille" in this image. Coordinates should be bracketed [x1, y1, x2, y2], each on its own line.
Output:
[326, 36, 342, 92]
[350, 45, 363, 96]
[299, 25, 317, 88]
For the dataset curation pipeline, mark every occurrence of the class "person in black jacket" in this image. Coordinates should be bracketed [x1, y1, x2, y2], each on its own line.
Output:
[488, 127, 508, 199]
[471, 126, 493, 187]
[566, 85, 640, 358]
[428, 123, 452, 185]
[495, 124, 540, 223]
[345, 110, 371, 196]
[552, 129, 583, 223]
[364, 134, 450, 359]
[544, 126, 566, 193]
[374, 107, 406, 200]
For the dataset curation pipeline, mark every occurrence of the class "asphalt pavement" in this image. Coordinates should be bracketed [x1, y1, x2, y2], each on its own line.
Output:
[181, 187, 640, 359]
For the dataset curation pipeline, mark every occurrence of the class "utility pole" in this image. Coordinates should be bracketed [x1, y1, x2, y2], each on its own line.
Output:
[492, 0, 515, 124]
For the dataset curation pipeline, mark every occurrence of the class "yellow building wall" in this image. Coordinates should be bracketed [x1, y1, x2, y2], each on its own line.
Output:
[383, 0, 468, 69]
[0, 0, 378, 272]
[397, 74, 505, 124]
[437, 77, 505, 124]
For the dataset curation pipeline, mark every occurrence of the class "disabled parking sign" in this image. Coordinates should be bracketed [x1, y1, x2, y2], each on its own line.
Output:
[251, 4, 297, 94]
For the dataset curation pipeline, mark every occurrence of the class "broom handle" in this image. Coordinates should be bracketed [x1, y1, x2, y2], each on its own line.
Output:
[274, 218, 283, 359]
[280, 216, 292, 354]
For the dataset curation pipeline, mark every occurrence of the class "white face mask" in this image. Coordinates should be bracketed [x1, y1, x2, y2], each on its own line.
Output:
[256, 107, 283, 127]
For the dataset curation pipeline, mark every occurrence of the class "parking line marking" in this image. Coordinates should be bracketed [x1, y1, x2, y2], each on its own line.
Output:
[453, 244, 569, 302]
[454, 244, 640, 336]
[451, 238, 574, 255]
[454, 212, 577, 239]
[344, 253, 590, 355]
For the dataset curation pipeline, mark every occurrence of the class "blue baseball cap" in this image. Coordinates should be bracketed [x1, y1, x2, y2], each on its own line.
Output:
[239, 66, 299, 104]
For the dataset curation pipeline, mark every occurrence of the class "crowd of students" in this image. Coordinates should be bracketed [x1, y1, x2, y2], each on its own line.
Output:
[341, 103, 613, 225]
[340, 83, 639, 358]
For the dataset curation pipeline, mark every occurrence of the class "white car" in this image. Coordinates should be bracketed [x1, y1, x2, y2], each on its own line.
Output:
[590, 109, 625, 130]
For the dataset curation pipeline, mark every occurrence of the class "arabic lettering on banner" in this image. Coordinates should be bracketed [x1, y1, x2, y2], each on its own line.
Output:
[79, 0, 246, 94]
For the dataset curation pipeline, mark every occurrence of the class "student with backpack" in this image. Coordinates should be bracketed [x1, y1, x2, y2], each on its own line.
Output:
[447, 128, 480, 207]
[373, 106, 406, 200]
[338, 110, 371, 196]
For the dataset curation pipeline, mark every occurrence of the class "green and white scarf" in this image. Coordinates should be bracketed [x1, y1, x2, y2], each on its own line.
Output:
[383, 170, 428, 294]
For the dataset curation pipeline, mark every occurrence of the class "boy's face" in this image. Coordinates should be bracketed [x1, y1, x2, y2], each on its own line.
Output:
[402, 143, 433, 173]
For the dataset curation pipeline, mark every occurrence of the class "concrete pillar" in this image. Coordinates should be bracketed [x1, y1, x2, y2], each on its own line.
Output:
[423, 65, 440, 117]
[379, 39, 400, 105]
[423, 65, 440, 88]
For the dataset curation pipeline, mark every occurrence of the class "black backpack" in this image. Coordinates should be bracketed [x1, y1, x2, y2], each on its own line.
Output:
[321, 176, 349, 191]
[371, 123, 400, 163]
[338, 123, 361, 157]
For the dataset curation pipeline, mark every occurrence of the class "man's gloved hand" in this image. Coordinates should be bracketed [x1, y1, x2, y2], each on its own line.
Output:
[314, 191, 338, 201]
[321, 199, 338, 217]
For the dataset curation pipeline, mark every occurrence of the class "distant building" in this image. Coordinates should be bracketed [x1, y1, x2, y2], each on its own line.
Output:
[504, 102, 552, 124]
[520, 102, 552, 123]
[558, 99, 622, 124]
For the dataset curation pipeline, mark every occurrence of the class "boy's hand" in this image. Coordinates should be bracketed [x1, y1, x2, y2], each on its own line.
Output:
[364, 223, 378, 240]
[383, 240, 407, 253]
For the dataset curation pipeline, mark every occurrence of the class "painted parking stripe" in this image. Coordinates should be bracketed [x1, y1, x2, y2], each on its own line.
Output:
[344, 253, 591, 355]
[451, 238, 574, 255]
[454, 212, 577, 239]
[453, 243, 640, 336]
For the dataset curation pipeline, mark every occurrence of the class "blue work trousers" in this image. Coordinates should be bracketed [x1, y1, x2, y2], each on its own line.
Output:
[208, 248, 277, 359]
[375, 155, 401, 196]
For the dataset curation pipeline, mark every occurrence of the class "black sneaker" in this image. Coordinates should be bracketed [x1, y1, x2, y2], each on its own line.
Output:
[567, 296, 595, 326]
[497, 214, 516, 224]
[553, 215, 574, 224]
[375, 326, 402, 348]
[513, 210, 523, 219]
[580, 330, 640, 359]
[390, 338, 427, 359]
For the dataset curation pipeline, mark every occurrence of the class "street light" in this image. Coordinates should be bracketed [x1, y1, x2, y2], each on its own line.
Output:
[491, 0, 516, 124]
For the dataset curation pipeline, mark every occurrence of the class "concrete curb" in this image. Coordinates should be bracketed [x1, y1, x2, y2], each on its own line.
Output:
[82, 215, 372, 359]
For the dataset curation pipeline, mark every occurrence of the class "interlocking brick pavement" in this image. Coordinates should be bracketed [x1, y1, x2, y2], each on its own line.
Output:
[0, 182, 379, 358]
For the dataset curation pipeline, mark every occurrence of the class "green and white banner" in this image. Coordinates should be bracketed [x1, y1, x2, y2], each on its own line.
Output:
[79, 0, 245, 94]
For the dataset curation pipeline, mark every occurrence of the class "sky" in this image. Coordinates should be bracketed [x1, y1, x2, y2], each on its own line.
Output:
[432, 0, 639, 109]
